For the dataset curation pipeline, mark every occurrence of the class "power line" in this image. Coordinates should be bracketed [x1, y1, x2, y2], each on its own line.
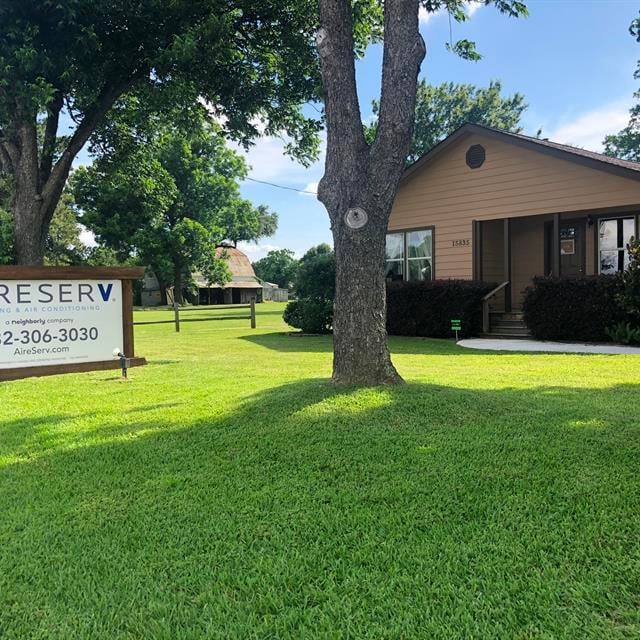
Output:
[244, 176, 318, 195]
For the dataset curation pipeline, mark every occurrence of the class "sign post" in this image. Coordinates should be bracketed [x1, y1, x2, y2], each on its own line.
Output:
[0, 266, 146, 381]
[451, 318, 462, 341]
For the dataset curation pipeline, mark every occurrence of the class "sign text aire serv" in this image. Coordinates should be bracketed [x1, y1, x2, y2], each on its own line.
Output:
[0, 279, 123, 369]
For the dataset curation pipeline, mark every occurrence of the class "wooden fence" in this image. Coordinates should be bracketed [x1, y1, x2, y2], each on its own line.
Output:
[134, 299, 256, 332]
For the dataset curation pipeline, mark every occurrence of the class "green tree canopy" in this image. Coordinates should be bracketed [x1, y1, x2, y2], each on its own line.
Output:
[604, 15, 640, 161]
[73, 109, 277, 303]
[253, 249, 299, 289]
[44, 192, 86, 266]
[0, 0, 323, 264]
[367, 80, 527, 164]
[296, 244, 335, 300]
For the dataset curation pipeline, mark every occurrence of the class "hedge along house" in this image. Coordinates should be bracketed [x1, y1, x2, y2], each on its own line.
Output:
[387, 123, 640, 336]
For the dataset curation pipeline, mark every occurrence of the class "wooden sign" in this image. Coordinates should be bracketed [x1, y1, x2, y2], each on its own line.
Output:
[0, 266, 146, 381]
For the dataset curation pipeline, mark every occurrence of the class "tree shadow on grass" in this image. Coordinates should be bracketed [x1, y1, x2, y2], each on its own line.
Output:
[1, 379, 640, 637]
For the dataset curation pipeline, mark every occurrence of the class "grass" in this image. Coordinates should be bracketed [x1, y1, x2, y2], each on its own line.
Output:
[1, 302, 640, 639]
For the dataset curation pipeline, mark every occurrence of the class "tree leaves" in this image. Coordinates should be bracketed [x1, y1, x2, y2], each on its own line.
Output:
[367, 80, 527, 164]
[72, 106, 276, 292]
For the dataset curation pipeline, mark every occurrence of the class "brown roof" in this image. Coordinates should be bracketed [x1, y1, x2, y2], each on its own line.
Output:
[402, 123, 640, 183]
[194, 245, 262, 289]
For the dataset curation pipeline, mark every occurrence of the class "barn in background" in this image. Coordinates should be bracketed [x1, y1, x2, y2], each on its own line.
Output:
[196, 245, 263, 305]
[141, 245, 266, 306]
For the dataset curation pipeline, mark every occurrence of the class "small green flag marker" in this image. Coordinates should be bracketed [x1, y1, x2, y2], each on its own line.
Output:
[451, 319, 462, 341]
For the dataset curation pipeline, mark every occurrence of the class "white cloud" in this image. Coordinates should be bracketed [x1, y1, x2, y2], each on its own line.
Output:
[79, 226, 97, 248]
[234, 131, 326, 191]
[466, 1, 482, 17]
[237, 241, 299, 262]
[299, 181, 319, 197]
[237, 242, 281, 255]
[418, 6, 434, 24]
[544, 102, 631, 151]
[419, 1, 482, 25]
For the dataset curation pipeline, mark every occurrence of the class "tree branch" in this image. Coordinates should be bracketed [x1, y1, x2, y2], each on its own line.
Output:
[316, 0, 368, 209]
[42, 73, 143, 223]
[370, 0, 425, 196]
[39, 91, 64, 188]
[0, 141, 17, 173]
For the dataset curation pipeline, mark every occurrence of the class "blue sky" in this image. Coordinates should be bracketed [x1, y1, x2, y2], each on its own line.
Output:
[235, 0, 640, 262]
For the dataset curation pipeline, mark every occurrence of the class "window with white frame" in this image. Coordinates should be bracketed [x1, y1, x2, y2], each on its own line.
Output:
[385, 229, 433, 281]
[598, 218, 635, 274]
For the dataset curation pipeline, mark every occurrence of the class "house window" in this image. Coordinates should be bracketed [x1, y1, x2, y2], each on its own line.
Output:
[598, 218, 635, 274]
[385, 229, 433, 281]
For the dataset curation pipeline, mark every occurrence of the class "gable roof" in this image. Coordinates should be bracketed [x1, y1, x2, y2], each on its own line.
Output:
[402, 123, 640, 184]
[193, 245, 262, 289]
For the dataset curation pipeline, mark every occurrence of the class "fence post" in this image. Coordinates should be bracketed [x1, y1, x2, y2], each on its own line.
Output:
[174, 300, 180, 333]
[250, 298, 256, 329]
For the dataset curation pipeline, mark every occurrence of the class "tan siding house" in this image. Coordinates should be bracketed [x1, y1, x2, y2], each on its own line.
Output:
[387, 124, 640, 331]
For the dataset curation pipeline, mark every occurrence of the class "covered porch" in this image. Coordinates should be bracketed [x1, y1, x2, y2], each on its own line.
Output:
[473, 208, 640, 334]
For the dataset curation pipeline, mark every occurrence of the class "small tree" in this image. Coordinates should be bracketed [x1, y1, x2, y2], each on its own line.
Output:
[604, 14, 640, 160]
[253, 249, 299, 289]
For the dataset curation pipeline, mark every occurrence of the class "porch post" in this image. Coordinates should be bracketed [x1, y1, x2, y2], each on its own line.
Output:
[503, 218, 511, 312]
[635, 214, 640, 242]
[472, 220, 482, 280]
[552, 213, 561, 277]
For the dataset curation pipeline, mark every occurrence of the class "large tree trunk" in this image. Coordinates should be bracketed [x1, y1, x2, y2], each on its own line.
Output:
[13, 197, 47, 265]
[331, 207, 401, 384]
[317, 0, 425, 385]
[3, 81, 135, 265]
[12, 172, 66, 265]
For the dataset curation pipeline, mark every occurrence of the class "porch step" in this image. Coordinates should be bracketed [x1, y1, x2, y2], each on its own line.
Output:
[484, 311, 530, 338]
[489, 311, 525, 321]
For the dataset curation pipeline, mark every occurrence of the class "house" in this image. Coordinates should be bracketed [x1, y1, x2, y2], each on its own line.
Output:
[195, 245, 263, 305]
[140, 245, 263, 306]
[387, 123, 640, 334]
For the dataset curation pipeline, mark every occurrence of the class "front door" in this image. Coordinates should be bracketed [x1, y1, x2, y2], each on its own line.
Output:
[559, 222, 585, 277]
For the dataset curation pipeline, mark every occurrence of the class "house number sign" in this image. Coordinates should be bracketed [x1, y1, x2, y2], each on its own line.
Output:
[452, 239, 471, 247]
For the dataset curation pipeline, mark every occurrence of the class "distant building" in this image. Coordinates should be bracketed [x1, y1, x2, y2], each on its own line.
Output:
[195, 245, 263, 305]
[141, 269, 163, 307]
[140, 244, 265, 306]
[261, 281, 289, 302]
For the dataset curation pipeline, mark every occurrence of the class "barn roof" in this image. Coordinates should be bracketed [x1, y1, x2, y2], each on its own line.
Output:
[194, 245, 262, 289]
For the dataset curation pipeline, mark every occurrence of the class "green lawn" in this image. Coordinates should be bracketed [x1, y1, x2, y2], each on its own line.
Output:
[2, 302, 640, 639]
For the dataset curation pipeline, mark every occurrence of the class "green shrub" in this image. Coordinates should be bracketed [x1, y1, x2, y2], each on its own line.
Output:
[284, 245, 335, 333]
[618, 237, 640, 319]
[606, 322, 640, 345]
[386, 280, 495, 338]
[522, 276, 624, 342]
[283, 298, 333, 334]
[295, 249, 335, 299]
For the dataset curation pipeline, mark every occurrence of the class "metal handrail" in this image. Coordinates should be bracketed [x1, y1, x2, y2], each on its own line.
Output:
[482, 281, 510, 334]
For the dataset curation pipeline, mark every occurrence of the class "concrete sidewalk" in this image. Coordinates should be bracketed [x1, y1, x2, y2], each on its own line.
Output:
[458, 338, 640, 355]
